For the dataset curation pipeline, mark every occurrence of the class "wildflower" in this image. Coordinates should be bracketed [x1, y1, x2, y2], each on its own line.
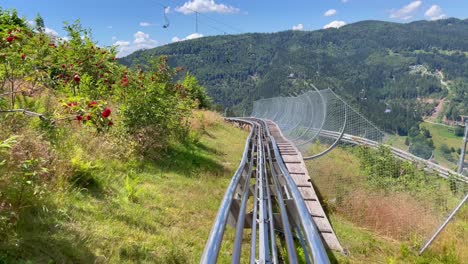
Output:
[73, 74, 80, 83]
[102, 108, 111, 118]
[76, 115, 83, 121]
[121, 76, 129, 87]
[88, 101, 98, 108]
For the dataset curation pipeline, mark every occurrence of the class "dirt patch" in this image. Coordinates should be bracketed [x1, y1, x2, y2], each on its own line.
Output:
[431, 98, 446, 121]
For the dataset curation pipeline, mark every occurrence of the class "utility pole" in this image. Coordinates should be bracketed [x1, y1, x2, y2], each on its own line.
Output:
[195, 12, 198, 33]
[457, 121, 468, 174]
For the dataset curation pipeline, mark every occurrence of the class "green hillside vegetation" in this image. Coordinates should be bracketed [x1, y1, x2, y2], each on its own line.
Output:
[407, 125, 435, 160]
[420, 122, 464, 168]
[1, 6, 467, 263]
[0, 8, 247, 262]
[0, 109, 249, 263]
[306, 145, 467, 263]
[121, 18, 468, 137]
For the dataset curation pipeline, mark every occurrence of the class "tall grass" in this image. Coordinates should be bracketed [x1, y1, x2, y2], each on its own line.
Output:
[0, 111, 249, 263]
[306, 145, 467, 263]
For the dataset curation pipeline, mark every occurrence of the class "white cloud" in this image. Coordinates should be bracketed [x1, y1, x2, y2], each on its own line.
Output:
[185, 33, 204, 40]
[171, 33, 204, 42]
[175, 0, 240, 14]
[28, 20, 61, 38]
[424, 5, 446, 20]
[323, 20, 347, 29]
[292, 23, 304, 31]
[114, 31, 159, 57]
[390, 1, 422, 20]
[172, 36, 182, 42]
[134, 31, 157, 45]
[114, 40, 130, 47]
[139, 22, 152, 27]
[44, 27, 59, 37]
[324, 9, 337, 17]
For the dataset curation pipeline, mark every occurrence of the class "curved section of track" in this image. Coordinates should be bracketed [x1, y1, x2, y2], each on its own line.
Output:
[311, 129, 468, 184]
[201, 118, 330, 264]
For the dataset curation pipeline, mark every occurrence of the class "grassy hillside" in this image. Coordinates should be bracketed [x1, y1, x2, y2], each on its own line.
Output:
[0, 8, 241, 263]
[385, 121, 464, 167]
[305, 146, 467, 263]
[420, 122, 463, 168]
[121, 18, 468, 136]
[0, 111, 249, 263]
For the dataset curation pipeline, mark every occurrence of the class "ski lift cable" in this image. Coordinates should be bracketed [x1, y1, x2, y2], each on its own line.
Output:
[152, 0, 234, 34]
[166, 0, 244, 33]
[163, 6, 170, 28]
[152, 1, 171, 28]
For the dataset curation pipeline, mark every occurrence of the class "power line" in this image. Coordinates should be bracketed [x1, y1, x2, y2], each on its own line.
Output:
[151, 0, 238, 35]
[164, 0, 244, 33]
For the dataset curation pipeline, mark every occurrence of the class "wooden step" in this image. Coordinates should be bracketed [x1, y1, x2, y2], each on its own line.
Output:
[267, 121, 344, 253]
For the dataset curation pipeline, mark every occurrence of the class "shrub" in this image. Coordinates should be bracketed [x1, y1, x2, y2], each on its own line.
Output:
[454, 126, 465, 137]
[440, 143, 451, 154]
[119, 57, 197, 153]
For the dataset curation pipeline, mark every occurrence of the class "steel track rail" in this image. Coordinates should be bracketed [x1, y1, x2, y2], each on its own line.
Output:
[201, 118, 257, 263]
[201, 118, 330, 264]
[301, 128, 468, 183]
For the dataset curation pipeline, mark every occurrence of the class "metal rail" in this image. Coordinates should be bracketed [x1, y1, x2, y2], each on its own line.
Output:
[201, 119, 257, 264]
[305, 128, 468, 183]
[201, 118, 330, 264]
[418, 194, 468, 254]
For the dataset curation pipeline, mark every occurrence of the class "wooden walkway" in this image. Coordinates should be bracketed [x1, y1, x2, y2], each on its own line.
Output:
[266, 120, 344, 252]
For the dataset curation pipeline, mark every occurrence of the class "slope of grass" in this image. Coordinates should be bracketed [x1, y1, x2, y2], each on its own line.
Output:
[306, 146, 467, 263]
[384, 121, 463, 168]
[420, 122, 461, 150]
[0, 112, 249, 263]
[420, 122, 462, 168]
[385, 134, 409, 151]
[331, 213, 465, 264]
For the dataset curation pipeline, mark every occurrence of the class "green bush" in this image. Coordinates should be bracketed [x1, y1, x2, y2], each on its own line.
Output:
[455, 126, 465, 137]
[440, 143, 451, 154]
[0, 8, 209, 253]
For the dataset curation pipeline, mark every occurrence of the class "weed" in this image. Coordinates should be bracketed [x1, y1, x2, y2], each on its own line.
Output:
[124, 171, 141, 202]
[70, 157, 101, 192]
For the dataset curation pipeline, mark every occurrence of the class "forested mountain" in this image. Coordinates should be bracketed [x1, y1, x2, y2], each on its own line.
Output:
[121, 18, 468, 135]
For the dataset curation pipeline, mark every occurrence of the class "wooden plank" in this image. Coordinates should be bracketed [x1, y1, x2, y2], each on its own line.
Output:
[285, 163, 304, 174]
[314, 218, 333, 233]
[267, 121, 344, 253]
[290, 175, 310, 185]
[282, 155, 301, 163]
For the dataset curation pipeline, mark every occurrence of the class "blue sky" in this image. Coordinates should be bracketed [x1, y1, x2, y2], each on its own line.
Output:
[1, 0, 466, 57]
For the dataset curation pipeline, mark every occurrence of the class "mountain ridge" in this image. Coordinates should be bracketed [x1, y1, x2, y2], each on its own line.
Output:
[121, 18, 468, 134]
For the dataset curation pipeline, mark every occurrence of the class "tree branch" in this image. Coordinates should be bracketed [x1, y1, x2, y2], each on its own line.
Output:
[0, 109, 78, 124]
[0, 91, 23, 97]
[0, 109, 48, 120]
